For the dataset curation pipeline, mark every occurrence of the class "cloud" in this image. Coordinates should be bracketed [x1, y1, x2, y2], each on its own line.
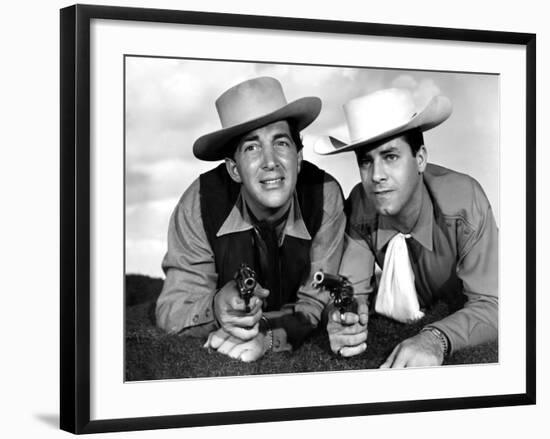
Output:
[126, 57, 258, 164]
[126, 197, 178, 242]
[126, 238, 167, 277]
[126, 158, 213, 205]
[391, 74, 418, 90]
[412, 78, 442, 108]
[391, 74, 442, 108]
[125, 59, 381, 170]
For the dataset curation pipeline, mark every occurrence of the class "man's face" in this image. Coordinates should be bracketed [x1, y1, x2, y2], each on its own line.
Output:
[355, 135, 426, 221]
[226, 120, 302, 221]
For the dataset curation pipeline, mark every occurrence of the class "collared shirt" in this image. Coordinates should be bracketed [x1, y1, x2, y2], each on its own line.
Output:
[156, 171, 346, 352]
[217, 187, 312, 244]
[341, 163, 498, 354]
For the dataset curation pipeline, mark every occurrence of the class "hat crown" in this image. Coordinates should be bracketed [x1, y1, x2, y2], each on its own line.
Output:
[344, 88, 417, 142]
[216, 77, 289, 128]
[194, 76, 321, 161]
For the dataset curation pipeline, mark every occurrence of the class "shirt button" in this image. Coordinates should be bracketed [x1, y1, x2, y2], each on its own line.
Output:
[192, 314, 199, 323]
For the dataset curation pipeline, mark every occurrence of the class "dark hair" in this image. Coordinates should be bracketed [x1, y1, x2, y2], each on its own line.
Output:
[402, 129, 424, 156]
[226, 119, 303, 160]
[354, 128, 425, 163]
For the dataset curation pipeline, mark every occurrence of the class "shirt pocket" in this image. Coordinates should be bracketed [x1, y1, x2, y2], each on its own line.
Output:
[455, 217, 476, 262]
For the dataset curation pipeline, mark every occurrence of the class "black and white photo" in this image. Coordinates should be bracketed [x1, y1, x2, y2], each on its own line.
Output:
[125, 57, 500, 379]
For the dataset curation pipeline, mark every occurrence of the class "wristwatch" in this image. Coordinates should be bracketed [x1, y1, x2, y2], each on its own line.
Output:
[260, 315, 273, 352]
[421, 326, 450, 357]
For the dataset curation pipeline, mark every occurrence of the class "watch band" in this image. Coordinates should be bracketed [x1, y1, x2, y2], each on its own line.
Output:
[421, 326, 449, 357]
[260, 315, 273, 352]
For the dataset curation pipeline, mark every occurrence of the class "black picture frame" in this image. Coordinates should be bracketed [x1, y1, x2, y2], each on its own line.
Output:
[60, 3, 536, 434]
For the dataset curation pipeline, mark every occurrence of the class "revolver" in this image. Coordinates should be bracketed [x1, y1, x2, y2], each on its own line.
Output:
[312, 270, 357, 316]
[234, 263, 257, 313]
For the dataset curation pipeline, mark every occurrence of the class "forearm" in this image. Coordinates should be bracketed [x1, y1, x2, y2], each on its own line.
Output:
[428, 294, 498, 354]
[156, 271, 219, 336]
[156, 181, 220, 337]
[436, 180, 499, 354]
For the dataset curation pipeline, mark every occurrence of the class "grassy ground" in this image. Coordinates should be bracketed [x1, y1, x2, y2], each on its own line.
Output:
[125, 274, 498, 381]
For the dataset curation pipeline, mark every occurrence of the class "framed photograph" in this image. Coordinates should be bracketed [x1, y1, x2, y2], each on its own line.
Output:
[60, 4, 536, 434]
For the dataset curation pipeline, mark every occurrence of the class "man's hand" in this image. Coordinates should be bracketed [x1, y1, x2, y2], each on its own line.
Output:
[326, 296, 368, 357]
[380, 330, 445, 368]
[213, 279, 269, 341]
[204, 328, 269, 362]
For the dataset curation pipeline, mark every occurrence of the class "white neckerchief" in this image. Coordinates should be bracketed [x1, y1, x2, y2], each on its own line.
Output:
[375, 233, 424, 323]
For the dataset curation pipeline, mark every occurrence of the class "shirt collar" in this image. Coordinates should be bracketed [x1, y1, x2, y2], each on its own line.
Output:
[216, 190, 312, 242]
[376, 183, 434, 252]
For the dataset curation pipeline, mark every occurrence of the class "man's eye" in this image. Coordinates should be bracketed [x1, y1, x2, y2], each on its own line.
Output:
[385, 154, 398, 161]
[358, 157, 372, 166]
[275, 140, 290, 148]
[244, 143, 260, 152]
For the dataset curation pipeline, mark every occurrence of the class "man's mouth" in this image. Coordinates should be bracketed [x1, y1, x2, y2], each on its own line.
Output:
[260, 177, 285, 187]
[373, 189, 394, 195]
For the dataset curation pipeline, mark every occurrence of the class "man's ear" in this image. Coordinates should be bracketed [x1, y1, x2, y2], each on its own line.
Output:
[225, 158, 242, 183]
[416, 145, 428, 173]
[297, 148, 303, 174]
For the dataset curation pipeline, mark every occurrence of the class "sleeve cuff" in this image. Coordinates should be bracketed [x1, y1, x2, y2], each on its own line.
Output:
[424, 323, 453, 356]
[271, 327, 292, 352]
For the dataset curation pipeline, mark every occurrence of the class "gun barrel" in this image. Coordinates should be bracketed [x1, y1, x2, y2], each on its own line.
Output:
[321, 272, 345, 284]
[313, 271, 347, 288]
[242, 276, 256, 290]
[313, 271, 325, 285]
[234, 263, 257, 313]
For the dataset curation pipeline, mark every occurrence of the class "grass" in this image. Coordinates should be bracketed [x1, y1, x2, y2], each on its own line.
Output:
[125, 274, 498, 381]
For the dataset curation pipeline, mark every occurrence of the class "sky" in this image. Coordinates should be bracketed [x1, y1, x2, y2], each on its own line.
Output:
[125, 57, 499, 277]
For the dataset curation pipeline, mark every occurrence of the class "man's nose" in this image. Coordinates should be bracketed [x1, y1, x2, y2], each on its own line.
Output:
[371, 159, 387, 183]
[261, 145, 278, 169]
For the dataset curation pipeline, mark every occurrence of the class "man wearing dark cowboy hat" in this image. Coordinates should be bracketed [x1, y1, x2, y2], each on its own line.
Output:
[315, 88, 498, 367]
[156, 76, 346, 362]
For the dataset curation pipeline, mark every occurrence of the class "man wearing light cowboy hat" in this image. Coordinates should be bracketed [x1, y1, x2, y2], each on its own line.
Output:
[316, 88, 498, 367]
[156, 76, 346, 362]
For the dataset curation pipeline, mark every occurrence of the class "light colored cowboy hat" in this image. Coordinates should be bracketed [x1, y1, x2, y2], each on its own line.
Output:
[314, 88, 452, 155]
[193, 76, 322, 161]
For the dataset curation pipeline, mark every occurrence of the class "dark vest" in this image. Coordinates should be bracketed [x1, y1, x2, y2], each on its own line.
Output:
[199, 161, 325, 311]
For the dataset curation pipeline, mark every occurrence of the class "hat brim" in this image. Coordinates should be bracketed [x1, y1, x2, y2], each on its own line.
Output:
[315, 95, 452, 156]
[193, 97, 322, 161]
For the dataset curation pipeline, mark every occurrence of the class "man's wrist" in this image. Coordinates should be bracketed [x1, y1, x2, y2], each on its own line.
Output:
[211, 288, 222, 328]
[260, 315, 273, 353]
[420, 326, 449, 357]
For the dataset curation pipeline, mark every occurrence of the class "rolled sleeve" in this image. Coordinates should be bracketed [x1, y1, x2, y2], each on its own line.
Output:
[155, 179, 219, 336]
